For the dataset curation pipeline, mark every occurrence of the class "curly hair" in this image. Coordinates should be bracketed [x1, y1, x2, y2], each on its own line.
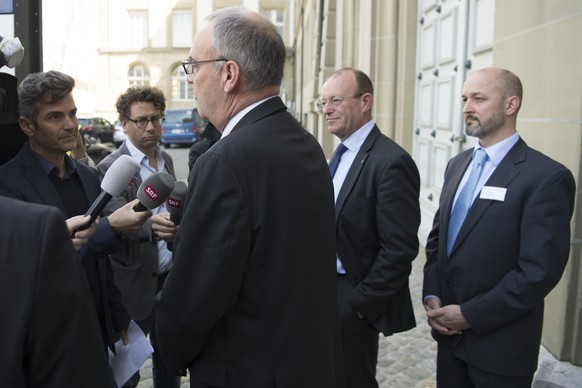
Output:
[115, 86, 166, 120]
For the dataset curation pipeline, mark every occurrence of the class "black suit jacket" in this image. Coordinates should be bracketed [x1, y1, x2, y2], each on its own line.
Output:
[336, 126, 420, 335]
[424, 138, 576, 376]
[97, 144, 175, 322]
[0, 197, 110, 388]
[0, 144, 130, 350]
[155, 97, 344, 388]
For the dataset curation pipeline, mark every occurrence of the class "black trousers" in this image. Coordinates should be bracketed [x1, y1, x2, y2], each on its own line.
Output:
[121, 272, 180, 388]
[337, 274, 379, 388]
[437, 341, 534, 388]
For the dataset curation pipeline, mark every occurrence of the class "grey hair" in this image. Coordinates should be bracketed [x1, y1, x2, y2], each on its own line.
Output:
[18, 70, 75, 122]
[207, 7, 286, 91]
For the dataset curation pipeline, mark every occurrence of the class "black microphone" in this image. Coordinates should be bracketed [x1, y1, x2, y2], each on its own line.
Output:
[165, 181, 188, 251]
[73, 154, 140, 235]
[134, 172, 176, 212]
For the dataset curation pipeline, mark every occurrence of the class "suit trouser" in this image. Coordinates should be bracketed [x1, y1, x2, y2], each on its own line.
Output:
[337, 274, 379, 388]
[436, 341, 533, 388]
[122, 272, 180, 388]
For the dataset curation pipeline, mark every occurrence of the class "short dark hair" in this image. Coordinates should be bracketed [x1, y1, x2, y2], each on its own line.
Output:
[498, 68, 523, 106]
[334, 68, 374, 96]
[18, 71, 75, 122]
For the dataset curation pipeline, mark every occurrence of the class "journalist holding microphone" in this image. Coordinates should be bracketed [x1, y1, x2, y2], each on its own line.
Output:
[0, 70, 151, 386]
[97, 85, 181, 388]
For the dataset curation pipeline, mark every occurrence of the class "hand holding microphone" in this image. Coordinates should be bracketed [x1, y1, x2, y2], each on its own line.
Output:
[134, 172, 176, 211]
[73, 154, 140, 235]
[163, 181, 188, 251]
[166, 181, 187, 225]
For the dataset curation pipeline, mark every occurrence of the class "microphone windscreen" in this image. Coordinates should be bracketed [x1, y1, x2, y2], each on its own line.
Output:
[135, 172, 175, 210]
[79, 155, 139, 229]
[166, 181, 188, 222]
[101, 154, 140, 196]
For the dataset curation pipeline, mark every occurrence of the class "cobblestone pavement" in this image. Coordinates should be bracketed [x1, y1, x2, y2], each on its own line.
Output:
[136, 254, 435, 388]
[376, 253, 437, 388]
[135, 251, 581, 388]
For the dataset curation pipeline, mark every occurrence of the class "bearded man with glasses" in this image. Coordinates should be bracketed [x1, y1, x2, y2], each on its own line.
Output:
[97, 85, 180, 388]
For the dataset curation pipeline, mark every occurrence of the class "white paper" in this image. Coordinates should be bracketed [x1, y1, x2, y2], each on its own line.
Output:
[108, 320, 154, 387]
[480, 186, 507, 202]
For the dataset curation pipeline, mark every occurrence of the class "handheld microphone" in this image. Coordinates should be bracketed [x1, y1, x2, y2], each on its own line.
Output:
[73, 155, 140, 235]
[165, 181, 188, 251]
[166, 181, 188, 224]
[134, 172, 176, 212]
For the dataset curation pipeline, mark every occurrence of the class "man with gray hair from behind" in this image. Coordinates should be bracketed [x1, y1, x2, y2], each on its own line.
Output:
[155, 6, 345, 388]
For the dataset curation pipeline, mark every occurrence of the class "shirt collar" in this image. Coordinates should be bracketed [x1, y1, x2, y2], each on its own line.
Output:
[28, 143, 77, 178]
[125, 138, 162, 165]
[341, 120, 375, 152]
[221, 96, 278, 139]
[477, 131, 520, 167]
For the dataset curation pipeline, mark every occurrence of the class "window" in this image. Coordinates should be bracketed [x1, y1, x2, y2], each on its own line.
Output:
[172, 10, 192, 48]
[263, 9, 284, 38]
[128, 11, 148, 49]
[171, 65, 192, 101]
[128, 65, 150, 86]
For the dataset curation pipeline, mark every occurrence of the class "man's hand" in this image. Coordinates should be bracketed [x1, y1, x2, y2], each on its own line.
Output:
[425, 302, 468, 335]
[151, 212, 179, 242]
[70, 131, 88, 160]
[66, 215, 97, 251]
[108, 199, 152, 236]
[69, 131, 97, 167]
[119, 329, 129, 346]
[424, 296, 442, 311]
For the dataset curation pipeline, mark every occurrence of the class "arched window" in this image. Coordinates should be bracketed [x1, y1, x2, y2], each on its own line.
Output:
[171, 65, 192, 101]
[128, 65, 150, 86]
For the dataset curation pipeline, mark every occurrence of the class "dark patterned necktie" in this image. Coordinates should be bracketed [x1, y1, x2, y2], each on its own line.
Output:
[329, 143, 348, 177]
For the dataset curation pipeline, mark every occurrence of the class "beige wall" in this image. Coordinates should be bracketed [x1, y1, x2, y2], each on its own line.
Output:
[290, 0, 582, 365]
[493, 0, 582, 364]
[291, 0, 418, 158]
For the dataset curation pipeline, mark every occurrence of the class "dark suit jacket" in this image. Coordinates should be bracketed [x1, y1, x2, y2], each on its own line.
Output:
[0, 197, 111, 388]
[336, 126, 420, 335]
[155, 97, 344, 388]
[0, 144, 130, 350]
[423, 138, 576, 376]
[97, 144, 175, 322]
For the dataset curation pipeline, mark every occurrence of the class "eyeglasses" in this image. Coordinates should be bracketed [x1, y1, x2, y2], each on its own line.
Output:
[125, 116, 165, 129]
[316, 94, 363, 112]
[182, 58, 228, 75]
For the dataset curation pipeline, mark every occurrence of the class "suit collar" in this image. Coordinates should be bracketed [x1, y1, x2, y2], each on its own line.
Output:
[229, 97, 287, 134]
[15, 145, 97, 215]
[447, 138, 527, 255]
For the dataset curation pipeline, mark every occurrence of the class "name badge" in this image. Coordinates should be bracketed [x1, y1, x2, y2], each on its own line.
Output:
[480, 186, 507, 202]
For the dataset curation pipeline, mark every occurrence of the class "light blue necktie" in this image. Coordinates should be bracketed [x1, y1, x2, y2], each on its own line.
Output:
[447, 148, 488, 255]
[329, 143, 348, 177]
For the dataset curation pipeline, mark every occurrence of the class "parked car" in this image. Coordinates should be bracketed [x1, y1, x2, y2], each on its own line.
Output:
[78, 117, 115, 144]
[160, 109, 198, 147]
[82, 135, 114, 165]
[112, 119, 127, 148]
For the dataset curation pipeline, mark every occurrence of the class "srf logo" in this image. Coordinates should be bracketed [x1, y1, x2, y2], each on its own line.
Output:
[144, 185, 159, 200]
[167, 197, 181, 208]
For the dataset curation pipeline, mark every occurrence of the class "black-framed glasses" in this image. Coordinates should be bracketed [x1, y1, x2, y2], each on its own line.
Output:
[125, 116, 165, 129]
[316, 94, 363, 112]
[182, 58, 228, 75]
